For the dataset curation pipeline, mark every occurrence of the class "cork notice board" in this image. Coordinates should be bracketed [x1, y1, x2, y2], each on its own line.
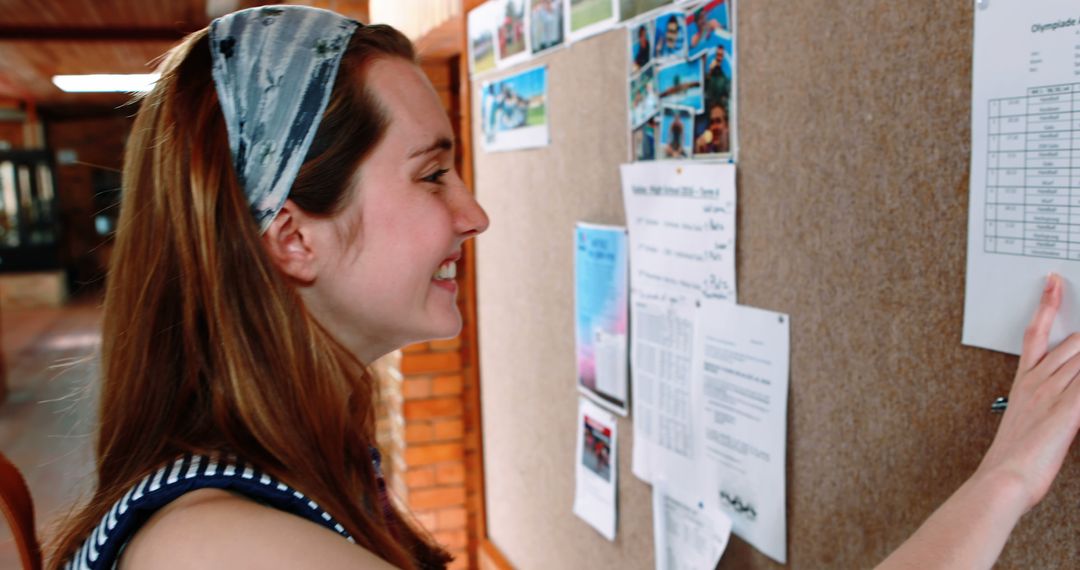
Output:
[471, 2, 1079, 568]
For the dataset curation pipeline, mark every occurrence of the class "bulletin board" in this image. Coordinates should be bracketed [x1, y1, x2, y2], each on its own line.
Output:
[471, 2, 1080, 568]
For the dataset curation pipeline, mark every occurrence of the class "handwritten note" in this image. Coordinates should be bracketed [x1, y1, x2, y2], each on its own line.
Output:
[620, 162, 736, 305]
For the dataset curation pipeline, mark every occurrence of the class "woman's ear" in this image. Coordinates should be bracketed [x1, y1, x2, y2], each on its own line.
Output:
[261, 199, 318, 284]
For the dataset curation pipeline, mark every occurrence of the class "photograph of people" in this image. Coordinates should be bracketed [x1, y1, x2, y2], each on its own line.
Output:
[687, 0, 731, 60]
[530, 0, 564, 54]
[660, 106, 694, 159]
[633, 117, 657, 161]
[619, 0, 674, 22]
[468, 3, 499, 75]
[703, 42, 731, 121]
[480, 66, 548, 150]
[629, 65, 659, 128]
[569, 0, 615, 35]
[497, 0, 528, 60]
[694, 101, 730, 155]
[653, 11, 686, 60]
[629, 21, 652, 73]
[581, 417, 612, 482]
[657, 58, 704, 113]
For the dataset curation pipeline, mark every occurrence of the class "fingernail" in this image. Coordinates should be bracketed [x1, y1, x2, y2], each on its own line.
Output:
[1045, 272, 1058, 293]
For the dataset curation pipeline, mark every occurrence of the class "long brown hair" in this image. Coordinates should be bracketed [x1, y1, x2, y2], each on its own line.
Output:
[47, 23, 451, 570]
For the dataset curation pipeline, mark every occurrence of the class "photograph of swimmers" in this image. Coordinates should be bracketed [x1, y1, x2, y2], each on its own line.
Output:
[497, 0, 528, 61]
[629, 65, 659, 128]
[629, 21, 652, 73]
[530, 0, 564, 54]
[633, 117, 657, 161]
[481, 66, 548, 143]
[652, 11, 686, 61]
[702, 41, 732, 118]
[687, 0, 732, 60]
[660, 106, 694, 159]
[694, 101, 730, 155]
[657, 58, 704, 113]
[619, 0, 674, 22]
[581, 416, 612, 482]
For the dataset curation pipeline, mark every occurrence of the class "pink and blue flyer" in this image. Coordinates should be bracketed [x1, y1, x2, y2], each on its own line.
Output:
[574, 223, 630, 415]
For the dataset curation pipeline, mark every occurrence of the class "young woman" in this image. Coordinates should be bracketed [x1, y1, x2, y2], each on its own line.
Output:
[48, 6, 485, 569]
[46, 5, 1080, 570]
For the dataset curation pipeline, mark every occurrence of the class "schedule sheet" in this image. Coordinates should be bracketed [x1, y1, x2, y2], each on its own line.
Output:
[965, 0, 1080, 353]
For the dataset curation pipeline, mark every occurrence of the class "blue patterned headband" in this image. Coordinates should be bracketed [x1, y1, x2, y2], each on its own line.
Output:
[209, 6, 360, 232]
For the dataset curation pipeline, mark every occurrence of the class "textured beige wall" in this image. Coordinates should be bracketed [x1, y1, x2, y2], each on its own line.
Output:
[473, 2, 1080, 568]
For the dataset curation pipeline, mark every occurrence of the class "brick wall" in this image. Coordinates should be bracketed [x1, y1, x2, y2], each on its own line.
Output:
[400, 334, 470, 568]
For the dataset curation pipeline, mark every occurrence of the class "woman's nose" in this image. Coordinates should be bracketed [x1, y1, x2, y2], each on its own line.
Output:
[455, 190, 490, 237]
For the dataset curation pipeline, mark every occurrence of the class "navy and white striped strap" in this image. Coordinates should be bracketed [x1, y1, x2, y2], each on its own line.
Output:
[63, 453, 362, 570]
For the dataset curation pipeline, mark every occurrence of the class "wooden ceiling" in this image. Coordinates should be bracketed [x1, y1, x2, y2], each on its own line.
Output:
[0, 0, 372, 111]
[0, 0, 209, 108]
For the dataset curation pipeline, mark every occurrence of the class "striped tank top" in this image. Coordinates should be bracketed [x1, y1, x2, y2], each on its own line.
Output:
[63, 450, 389, 569]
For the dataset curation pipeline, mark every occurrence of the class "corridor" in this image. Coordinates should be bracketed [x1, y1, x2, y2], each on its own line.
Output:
[0, 301, 101, 567]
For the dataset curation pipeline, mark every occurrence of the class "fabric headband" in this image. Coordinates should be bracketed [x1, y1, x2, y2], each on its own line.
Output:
[209, 5, 360, 233]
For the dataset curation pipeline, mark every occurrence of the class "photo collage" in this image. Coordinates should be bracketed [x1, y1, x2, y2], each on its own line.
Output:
[467, 1, 735, 160]
[628, 0, 734, 162]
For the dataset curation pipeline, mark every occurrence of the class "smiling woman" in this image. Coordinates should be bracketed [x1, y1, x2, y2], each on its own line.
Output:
[45, 6, 485, 570]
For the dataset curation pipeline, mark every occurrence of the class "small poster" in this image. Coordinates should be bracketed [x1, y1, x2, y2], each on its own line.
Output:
[480, 65, 550, 152]
[573, 396, 618, 540]
[574, 223, 629, 415]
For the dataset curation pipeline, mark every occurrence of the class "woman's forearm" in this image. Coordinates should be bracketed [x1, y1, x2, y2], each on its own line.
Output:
[876, 470, 1028, 570]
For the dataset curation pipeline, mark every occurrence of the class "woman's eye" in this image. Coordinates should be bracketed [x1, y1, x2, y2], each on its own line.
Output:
[421, 168, 450, 184]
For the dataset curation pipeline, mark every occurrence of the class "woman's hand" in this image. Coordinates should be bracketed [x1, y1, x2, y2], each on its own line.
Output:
[878, 274, 1080, 569]
[974, 272, 1080, 510]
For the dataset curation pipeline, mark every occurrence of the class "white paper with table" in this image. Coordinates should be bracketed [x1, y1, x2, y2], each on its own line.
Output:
[964, 0, 1080, 353]
[620, 162, 736, 483]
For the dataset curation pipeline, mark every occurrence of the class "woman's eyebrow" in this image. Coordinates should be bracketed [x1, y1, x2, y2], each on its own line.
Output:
[407, 136, 453, 159]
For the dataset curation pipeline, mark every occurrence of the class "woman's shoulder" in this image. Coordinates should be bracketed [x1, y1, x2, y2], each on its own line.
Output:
[120, 488, 395, 570]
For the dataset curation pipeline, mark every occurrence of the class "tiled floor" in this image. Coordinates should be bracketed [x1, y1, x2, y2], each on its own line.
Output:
[0, 299, 102, 568]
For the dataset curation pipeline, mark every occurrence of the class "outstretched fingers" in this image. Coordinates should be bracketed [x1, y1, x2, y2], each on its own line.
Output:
[1018, 274, 1063, 373]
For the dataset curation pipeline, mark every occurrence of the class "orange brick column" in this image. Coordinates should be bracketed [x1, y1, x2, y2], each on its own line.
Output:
[400, 338, 469, 567]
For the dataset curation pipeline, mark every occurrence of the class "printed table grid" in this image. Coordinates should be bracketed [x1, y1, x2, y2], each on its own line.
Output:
[985, 83, 1080, 261]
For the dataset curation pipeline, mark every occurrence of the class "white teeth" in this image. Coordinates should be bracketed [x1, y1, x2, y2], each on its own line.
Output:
[434, 261, 457, 280]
